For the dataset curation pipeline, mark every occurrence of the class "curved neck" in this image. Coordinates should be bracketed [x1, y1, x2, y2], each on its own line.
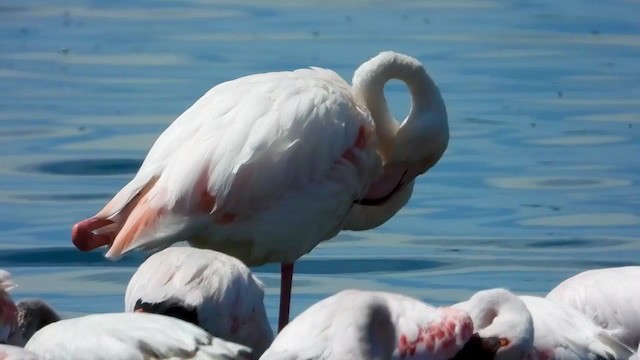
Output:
[352, 52, 437, 158]
[466, 289, 534, 354]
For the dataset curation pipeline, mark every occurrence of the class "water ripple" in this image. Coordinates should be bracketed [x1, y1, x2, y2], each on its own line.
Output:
[520, 213, 640, 227]
[21, 158, 142, 176]
[2, 52, 191, 66]
[8, 192, 113, 202]
[254, 258, 448, 275]
[529, 135, 630, 146]
[0, 247, 147, 267]
[486, 176, 630, 190]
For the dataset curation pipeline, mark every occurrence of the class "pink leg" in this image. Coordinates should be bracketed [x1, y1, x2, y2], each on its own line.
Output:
[278, 262, 294, 332]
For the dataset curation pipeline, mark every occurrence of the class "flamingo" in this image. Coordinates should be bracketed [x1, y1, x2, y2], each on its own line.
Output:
[546, 266, 640, 350]
[23, 312, 252, 360]
[454, 288, 636, 360]
[0, 344, 40, 360]
[259, 289, 502, 360]
[124, 247, 273, 358]
[71, 51, 449, 331]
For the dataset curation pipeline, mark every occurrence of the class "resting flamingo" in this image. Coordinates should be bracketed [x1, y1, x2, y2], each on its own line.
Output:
[24, 312, 252, 360]
[125, 247, 273, 358]
[260, 289, 501, 360]
[71, 51, 449, 331]
[454, 288, 636, 360]
[546, 266, 640, 350]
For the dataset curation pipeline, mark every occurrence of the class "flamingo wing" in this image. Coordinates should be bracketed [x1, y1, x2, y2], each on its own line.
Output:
[546, 266, 640, 349]
[73, 67, 381, 261]
[379, 291, 475, 360]
[24, 312, 253, 360]
[519, 296, 635, 360]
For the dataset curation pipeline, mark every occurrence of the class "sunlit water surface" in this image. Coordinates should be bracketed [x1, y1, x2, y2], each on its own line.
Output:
[1, 0, 639, 328]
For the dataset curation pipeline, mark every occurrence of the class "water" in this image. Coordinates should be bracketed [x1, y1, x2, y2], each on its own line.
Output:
[1, 0, 639, 328]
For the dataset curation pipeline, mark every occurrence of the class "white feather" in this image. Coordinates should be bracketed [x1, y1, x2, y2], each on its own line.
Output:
[260, 289, 474, 360]
[24, 312, 253, 360]
[0, 344, 40, 360]
[546, 266, 640, 350]
[520, 296, 635, 360]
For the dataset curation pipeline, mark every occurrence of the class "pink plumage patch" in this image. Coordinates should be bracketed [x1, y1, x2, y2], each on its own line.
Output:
[109, 200, 167, 256]
[194, 170, 237, 225]
[397, 307, 474, 359]
[198, 191, 217, 214]
[354, 125, 367, 149]
[530, 349, 553, 360]
[341, 125, 370, 165]
[194, 167, 217, 213]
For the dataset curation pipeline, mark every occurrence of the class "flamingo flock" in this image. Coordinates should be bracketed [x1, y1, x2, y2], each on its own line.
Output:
[0, 51, 636, 359]
[1, 253, 638, 359]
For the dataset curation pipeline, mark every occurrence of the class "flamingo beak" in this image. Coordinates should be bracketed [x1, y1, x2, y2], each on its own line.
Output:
[449, 333, 502, 360]
[356, 150, 445, 206]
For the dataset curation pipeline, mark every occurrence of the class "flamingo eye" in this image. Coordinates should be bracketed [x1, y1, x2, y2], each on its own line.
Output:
[499, 338, 510, 347]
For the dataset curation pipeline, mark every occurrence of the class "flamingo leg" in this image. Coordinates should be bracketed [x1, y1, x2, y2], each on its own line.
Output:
[278, 262, 294, 332]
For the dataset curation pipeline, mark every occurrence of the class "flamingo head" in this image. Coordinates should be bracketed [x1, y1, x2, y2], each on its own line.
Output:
[453, 288, 534, 360]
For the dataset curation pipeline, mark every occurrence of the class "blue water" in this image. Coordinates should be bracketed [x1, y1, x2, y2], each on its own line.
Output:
[1, 0, 639, 328]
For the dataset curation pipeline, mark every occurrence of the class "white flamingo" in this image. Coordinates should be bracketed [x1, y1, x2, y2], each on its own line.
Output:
[71, 51, 449, 330]
[454, 288, 636, 360]
[24, 312, 252, 360]
[546, 266, 640, 350]
[124, 247, 273, 358]
[260, 289, 502, 360]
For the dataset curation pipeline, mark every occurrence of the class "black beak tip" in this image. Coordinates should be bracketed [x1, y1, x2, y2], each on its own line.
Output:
[480, 335, 503, 352]
[449, 333, 502, 360]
